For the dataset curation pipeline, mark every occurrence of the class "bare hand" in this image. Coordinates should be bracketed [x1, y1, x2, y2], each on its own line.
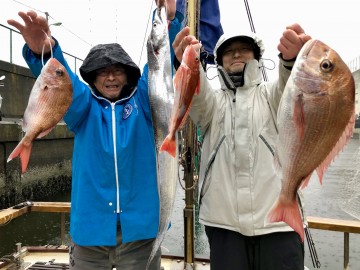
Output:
[166, 0, 176, 21]
[7, 10, 55, 55]
[172, 26, 201, 62]
[154, 0, 175, 21]
[278, 23, 312, 60]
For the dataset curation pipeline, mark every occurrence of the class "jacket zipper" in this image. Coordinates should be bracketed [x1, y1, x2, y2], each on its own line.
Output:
[111, 103, 120, 214]
[199, 135, 226, 206]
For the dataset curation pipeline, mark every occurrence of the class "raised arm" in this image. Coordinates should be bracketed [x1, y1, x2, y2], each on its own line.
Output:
[7, 10, 55, 56]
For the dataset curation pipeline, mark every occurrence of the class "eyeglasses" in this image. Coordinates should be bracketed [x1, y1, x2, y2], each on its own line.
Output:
[223, 47, 253, 56]
[96, 67, 126, 77]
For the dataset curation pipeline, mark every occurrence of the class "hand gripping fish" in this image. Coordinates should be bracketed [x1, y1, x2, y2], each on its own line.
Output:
[160, 43, 201, 157]
[146, 0, 178, 268]
[267, 39, 355, 242]
[7, 58, 72, 173]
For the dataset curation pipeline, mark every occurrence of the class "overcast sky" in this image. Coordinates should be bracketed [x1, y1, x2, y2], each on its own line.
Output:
[1, 0, 360, 81]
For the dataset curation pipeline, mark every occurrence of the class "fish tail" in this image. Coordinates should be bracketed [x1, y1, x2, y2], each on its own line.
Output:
[7, 142, 33, 173]
[267, 198, 305, 242]
[160, 135, 176, 157]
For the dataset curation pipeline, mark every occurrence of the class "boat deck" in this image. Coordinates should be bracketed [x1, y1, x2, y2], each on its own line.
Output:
[1, 202, 360, 270]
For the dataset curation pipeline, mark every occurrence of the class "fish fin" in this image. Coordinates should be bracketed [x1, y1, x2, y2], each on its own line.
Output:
[178, 102, 192, 130]
[316, 112, 355, 185]
[37, 126, 55, 138]
[300, 173, 312, 189]
[293, 93, 305, 141]
[174, 66, 193, 130]
[7, 141, 33, 173]
[194, 77, 200, 95]
[173, 66, 186, 93]
[160, 135, 176, 158]
[266, 198, 305, 242]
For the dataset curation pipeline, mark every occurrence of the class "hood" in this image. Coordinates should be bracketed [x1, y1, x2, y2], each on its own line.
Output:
[80, 43, 141, 87]
[214, 32, 265, 66]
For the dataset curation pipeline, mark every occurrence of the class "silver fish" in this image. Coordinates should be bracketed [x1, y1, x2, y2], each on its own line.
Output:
[146, 0, 178, 268]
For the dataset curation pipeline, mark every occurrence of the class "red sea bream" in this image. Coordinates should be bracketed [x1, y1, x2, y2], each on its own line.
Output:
[7, 58, 72, 173]
[267, 39, 355, 241]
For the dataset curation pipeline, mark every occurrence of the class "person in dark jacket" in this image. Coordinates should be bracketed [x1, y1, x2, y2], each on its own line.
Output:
[7, 1, 182, 269]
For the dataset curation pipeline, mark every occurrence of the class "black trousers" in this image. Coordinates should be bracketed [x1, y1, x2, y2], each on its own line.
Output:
[205, 226, 304, 270]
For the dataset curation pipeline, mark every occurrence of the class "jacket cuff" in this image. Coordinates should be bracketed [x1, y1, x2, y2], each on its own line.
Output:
[278, 53, 296, 71]
[23, 37, 60, 62]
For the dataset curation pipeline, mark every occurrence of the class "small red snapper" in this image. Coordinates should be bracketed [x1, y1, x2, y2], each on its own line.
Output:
[7, 58, 72, 173]
[160, 43, 201, 157]
[267, 39, 355, 241]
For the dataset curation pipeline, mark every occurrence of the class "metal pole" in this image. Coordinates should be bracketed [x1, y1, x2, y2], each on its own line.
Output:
[344, 232, 349, 270]
[10, 30, 13, 64]
[61, 213, 66, 246]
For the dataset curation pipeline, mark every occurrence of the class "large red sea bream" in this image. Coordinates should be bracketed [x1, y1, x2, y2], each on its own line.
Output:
[7, 58, 72, 173]
[267, 39, 355, 241]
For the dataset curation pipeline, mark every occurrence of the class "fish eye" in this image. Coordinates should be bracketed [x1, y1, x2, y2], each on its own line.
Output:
[56, 68, 64, 76]
[320, 59, 334, 73]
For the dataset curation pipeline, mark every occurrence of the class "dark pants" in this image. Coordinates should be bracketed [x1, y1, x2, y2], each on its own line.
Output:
[69, 223, 161, 270]
[205, 226, 304, 270]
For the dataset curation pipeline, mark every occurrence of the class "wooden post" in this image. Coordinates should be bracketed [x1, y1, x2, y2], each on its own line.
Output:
[344, 232, 349, 270]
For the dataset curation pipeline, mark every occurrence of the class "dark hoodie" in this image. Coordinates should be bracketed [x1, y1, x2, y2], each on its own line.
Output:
[79, 43, 141, 94]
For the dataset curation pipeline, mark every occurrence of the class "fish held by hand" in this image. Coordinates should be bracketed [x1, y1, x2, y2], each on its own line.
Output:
[266, 39, 355, 241]
[160, 43, 201, 157]
[7, 58, 73, 173]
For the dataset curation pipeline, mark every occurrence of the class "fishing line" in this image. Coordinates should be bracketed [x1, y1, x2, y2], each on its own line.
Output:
[260, 58, 276, 71]
[12, 0, 92, 49]
[138, 0, 155, 67]
[205, 65, 219, 81]
[41, 30, 53, 67]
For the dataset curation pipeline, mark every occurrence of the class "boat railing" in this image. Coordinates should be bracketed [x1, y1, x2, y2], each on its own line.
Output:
[307, 216, 360, 270]
[1, 202, 360, 270]
[0, 23, 83, 74]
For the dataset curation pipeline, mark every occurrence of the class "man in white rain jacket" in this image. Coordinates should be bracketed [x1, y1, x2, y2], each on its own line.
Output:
[173, 24, 312, 270]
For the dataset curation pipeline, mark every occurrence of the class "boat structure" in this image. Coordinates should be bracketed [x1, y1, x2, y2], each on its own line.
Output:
[1, 202, 360, 269]
[0, 202, 212, 270]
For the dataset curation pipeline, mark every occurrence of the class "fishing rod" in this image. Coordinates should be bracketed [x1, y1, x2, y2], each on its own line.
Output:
[243, 0, 268, 82]
[178, 0, 201, 269]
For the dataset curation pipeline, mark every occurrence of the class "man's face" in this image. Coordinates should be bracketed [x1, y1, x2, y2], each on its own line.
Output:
[221, 40, 255, 73]
[93, 64, 128, 101]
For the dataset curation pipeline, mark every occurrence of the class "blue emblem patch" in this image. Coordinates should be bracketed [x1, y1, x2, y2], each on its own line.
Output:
[122, 104, 133, 119]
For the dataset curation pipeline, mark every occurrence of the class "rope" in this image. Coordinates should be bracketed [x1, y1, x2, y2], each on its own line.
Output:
[243, 0, 268, 81]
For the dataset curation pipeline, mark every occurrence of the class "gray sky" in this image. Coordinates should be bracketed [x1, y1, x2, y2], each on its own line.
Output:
[1, 0, 360, 81]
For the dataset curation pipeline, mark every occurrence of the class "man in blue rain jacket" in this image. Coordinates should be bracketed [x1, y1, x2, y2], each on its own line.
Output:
[8, 1, 182, 269]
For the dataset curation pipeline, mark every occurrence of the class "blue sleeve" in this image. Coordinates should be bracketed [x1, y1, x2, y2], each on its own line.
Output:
[177, 0, 223, 64]
[22, 38, 93, 132]
[168, 11, 184, 64]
